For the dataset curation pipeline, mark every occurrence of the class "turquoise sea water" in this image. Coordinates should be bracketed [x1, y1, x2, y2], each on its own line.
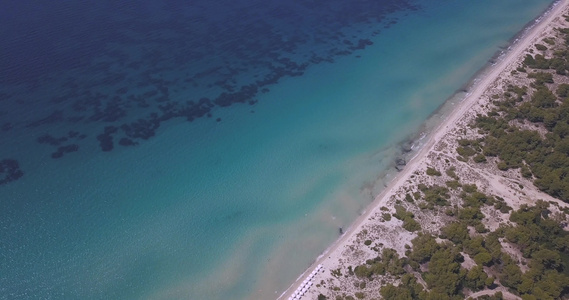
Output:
[0, 0, 556, 299]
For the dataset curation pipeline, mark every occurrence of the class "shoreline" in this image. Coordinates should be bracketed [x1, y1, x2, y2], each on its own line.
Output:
[278, 1, 569, 299]
[398, 0, 562, 160]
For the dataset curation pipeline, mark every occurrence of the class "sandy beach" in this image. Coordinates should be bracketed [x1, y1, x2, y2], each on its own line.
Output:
[279, 1, 569, 299]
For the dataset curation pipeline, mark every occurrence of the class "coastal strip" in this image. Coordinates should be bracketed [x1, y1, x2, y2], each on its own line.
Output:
[279, 0, 569, 299]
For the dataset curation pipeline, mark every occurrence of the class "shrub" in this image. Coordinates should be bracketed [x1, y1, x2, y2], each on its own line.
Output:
[474, 252, 493, 266]
[413, 191, 421, 200]
[463, 184, 478, 193]
[520, 165, 532, 178]
[426, 167, 442, 176]
[394, 205, 411, 220]
[423, 185, 450, 206]
[441, 223, 469, 244]
[446, 180, 461, 189]
[394, 205, 422, 231]
[556, 83, 569, 98]
[354, 265, 371, 278]
[524, 54, 550, 69]
[473, 154, 487, 163]
[497, 161, 509, 171]
[458, 207, 484, 225]
[543, 37, 555, 45]
[494, 201, 512, 213]
[446, 166, 459, 180]
[331, 268, 342, 277]
[531, 86, 557, 108]
[457, 146, 477, 157]
[403, 218, 421, 232]
[528, 72, 553, 85]
[535, 44, 548, 51]
[475, 223, 488, 233]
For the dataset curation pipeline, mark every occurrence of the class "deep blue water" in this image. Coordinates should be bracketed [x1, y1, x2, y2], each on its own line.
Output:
[0, 0, 556, 299]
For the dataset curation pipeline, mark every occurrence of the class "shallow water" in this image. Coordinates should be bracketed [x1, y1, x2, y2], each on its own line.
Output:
[0, 0, 556, 299]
